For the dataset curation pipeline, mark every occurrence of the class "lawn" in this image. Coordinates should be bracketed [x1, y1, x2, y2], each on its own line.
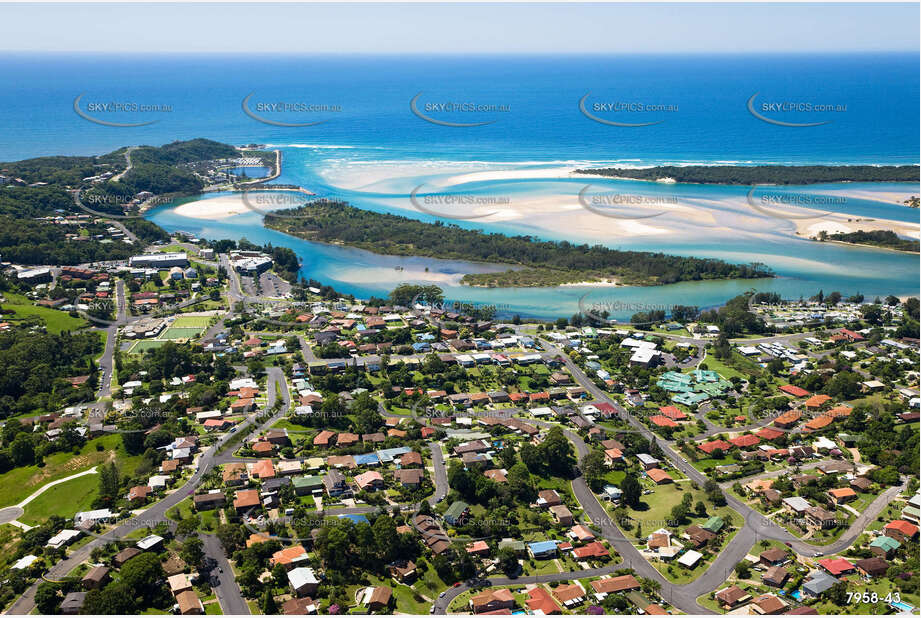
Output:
[167, 497, 219, 532]
[172, 315, 213, 328]
[203, 601, 223, 615]
[0, 433, 142, 507]
[129, 339, 168, 354]
[19, 473, 100, 526]
[161, 326, 205, 340]
[412, 559, 449, 599]
[0, 292, 88, 333]
[694, 352, 750, 381]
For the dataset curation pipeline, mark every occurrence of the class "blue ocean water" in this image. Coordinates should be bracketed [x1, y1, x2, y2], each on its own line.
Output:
[0, 53, 918, 318]
[0, 53, 917, 163]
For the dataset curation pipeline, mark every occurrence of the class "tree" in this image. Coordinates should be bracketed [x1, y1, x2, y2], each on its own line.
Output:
[176, 516, 200, 538]
[216, 524, 244, 553]
[507, 462, 535, 502]
[83, 581, 137, 614]
[372, 515, 398, 563]
[496, 547, 519, 577]
[541, 426, 575, 477]
[519, 443, 543, 474]
[180, 536, 204, 569]
[262, 589, 278, 614]
[621, 474, 642, 508]
[695, 500, 707, 517]
[10, 433, 34, 466]
[97, 462, 120, 506]
[119, 552, 165, 605]
[670, 503, 689, 526]
[34, 582, 60, 614]
[580, 450, 607, 491]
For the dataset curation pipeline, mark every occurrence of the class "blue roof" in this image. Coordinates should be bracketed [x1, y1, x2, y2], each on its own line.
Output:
[354, 453, 380, 466]
[803, 572, 838, 595]
[528, 540, 559, 553]
[338, 513, 368, 523]
[377, 446, 411, 462]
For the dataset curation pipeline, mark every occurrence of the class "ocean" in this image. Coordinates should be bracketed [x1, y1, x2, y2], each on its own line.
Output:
[0, 53, 918, 318]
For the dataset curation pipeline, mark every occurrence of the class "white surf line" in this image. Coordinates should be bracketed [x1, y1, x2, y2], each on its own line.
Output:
[14, 466, 100, 509]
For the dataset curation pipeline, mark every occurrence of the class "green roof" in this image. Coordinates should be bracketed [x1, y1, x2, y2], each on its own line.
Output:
[673, 392, 710, 405]
[292, 475, 324, 488]
[703, 516, 724, 533]
[626, 591, 651, 609]
[444, 501, 469, 523]
[870, 536, 900, 552]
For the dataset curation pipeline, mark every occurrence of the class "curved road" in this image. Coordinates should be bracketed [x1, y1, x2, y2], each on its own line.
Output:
[6, 367, 291, 615]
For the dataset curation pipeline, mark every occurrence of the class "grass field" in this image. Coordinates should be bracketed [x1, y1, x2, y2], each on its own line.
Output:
[19, 473, 100, 526]
[0, 433, 143, 508]
[161, 326, 205, 340]
[0, 292, 88, 334]
[129, 339, 169, 353]
[172, 315, 212, 328]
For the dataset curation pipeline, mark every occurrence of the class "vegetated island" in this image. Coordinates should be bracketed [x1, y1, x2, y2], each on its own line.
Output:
[574, 165, 921, 185]
[812, 229, 920, 253]
[264, 199, 773, 287]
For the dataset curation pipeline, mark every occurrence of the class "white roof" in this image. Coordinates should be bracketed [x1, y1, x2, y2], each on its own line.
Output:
[630, 348, 659, 364]
[637, 453, 659, 465]
[46, 529, 82, 548]
[621, 338, 656, 349]
[74, 508, 114, 524]
[229, 377, 259, 390]
[148, 474, 171, 488]
[678, 549, 703, 567]
[136, 534, 164, 550]
[11, 555, 39, 570]
[812, 436, 837, 451]
[287, 566, 320, 589]
[783, 496, 811, 511]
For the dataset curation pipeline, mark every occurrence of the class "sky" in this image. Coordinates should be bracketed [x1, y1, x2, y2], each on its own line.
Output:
[0, 3, 917, 54]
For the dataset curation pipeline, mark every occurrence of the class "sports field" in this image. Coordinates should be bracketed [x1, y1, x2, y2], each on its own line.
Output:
[171, 315, 212, 328]
[161, 326, 205, 340]
[128, 340, 168, 353]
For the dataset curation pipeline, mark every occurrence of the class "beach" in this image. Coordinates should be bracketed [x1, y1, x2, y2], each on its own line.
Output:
[797, 216, 921, 240]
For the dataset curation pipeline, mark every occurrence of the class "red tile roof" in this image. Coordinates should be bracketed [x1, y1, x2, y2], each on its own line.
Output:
[729, 434, 760, 448]
[779, 384, 810, 398]
[698, 439, 732, 454]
